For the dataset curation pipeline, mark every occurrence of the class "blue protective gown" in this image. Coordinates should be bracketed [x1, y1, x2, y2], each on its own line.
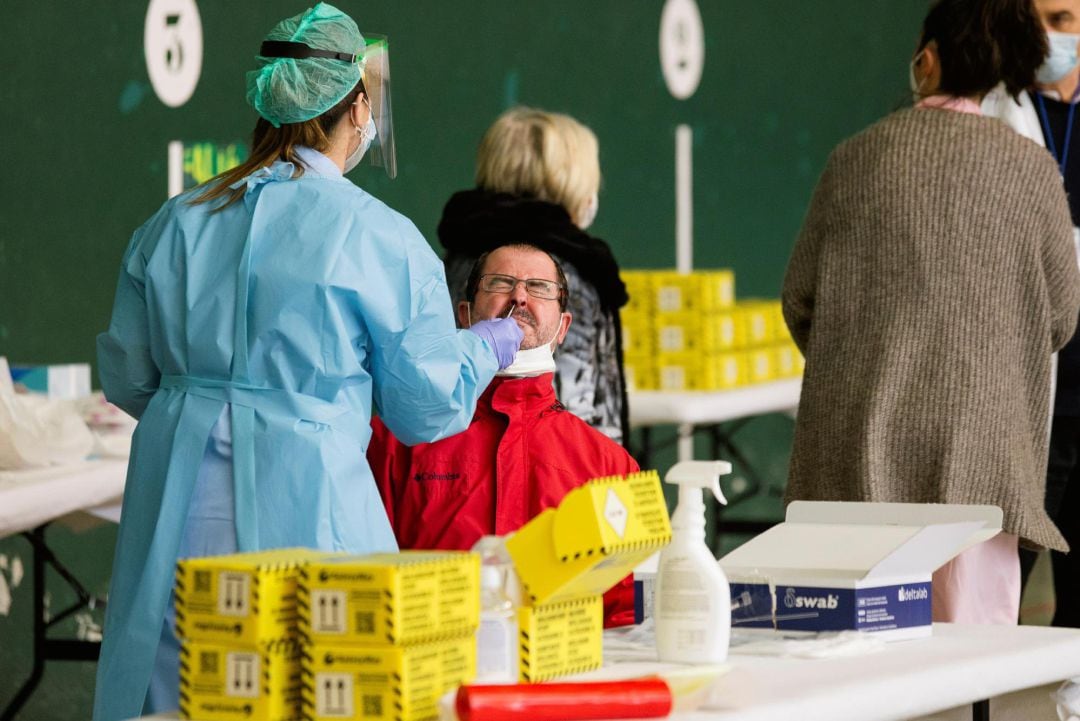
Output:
[92, 147, 498, 721]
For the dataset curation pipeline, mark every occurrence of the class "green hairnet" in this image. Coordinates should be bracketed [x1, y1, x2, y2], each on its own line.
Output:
[246, 2, 364, 127]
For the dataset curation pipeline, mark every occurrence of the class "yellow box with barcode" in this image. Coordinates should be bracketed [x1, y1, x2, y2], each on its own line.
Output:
[620, 315, 654, 355]
[702, 311, 741, 352]
[774, 344, 802, 378]
[651, 272, 698, 314]
[699, 353, 745, 390]
[175, 548, 337, 646]
[745, 348, 775, 384]
[179, 638, 300, 721]
[698, 269, 736, 311]
[620, 271, 655, 315]
[518, 596, 603, 682]
[737, 301, 775, 347]
[766, 300, 788, 342]
[656, 353, 697, 391]
[623, 355, 656, 392]
[506, 471, 672, 605]
[297, 551, 479, 647]
[300, 636, 475, 721]
[654, 313, 699, 353]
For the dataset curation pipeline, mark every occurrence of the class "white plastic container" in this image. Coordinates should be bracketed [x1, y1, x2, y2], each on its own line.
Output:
[654, 460, 733, 664]
[472, 536, 521, 684]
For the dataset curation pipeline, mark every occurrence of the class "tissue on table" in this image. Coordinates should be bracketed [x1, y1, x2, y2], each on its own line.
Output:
[0, 357, 93, 469]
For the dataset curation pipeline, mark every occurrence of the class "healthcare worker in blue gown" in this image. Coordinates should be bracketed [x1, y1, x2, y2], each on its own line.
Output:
[91, 4, 523, 720]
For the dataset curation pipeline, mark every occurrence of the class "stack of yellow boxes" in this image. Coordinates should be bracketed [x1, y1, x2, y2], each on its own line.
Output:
[296, 552, 480, 721]
[175, 548, 335, 721]
[505, 470, 672, 681]
[620, 269, 804, 391]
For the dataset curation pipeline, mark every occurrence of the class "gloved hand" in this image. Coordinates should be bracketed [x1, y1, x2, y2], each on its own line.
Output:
[467, 318, 524, 369]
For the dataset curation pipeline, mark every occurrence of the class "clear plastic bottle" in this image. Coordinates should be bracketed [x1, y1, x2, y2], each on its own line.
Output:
[471, 536, 520, 684]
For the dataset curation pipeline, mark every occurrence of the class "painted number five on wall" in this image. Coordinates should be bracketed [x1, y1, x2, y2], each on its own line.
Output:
[145, 0, 203, 107]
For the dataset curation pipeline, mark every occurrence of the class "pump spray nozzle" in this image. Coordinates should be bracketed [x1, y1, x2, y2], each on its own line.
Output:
[664, 461, 732, 533]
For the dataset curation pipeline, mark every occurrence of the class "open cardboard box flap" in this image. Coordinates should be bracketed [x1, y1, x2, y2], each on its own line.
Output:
[720, 502, 1002, 582]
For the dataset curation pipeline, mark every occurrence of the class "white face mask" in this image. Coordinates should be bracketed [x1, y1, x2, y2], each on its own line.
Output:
[469, 305, 561, 377]
[344, 99, 377, 173]
[1037, 31, 1080, 85]
[577, 192, 599, 230]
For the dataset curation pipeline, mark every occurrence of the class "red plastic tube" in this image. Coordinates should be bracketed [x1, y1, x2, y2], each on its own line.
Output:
[456, 679, 673, 721]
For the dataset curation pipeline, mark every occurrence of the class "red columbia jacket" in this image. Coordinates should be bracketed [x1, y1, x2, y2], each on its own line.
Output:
[368, 373, 639, 625]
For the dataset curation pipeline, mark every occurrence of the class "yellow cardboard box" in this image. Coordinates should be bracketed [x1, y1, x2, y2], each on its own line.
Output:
[651, 272, 698, 314]
[620, 315, 654, 355]
[179, 638, 301, 721]
[744, 348, 775, 384]
[737, 301, 774, 347]
[300, 636, 475, 721]
[623, 355, 656, 392]
[697, 269, 736, 312]
[297, 551, 479, 647]
[774, 344, 802, 378]
[620, 271, 654, 316]
[702, 311, 741, 352]
[175, 548, 336, 645]
[656, 353, 697, 391]
[700, 353, 745, 391]
[518, 595, 603, 682]
[506, 471, 672, 605]
[654, 313, 698, 353]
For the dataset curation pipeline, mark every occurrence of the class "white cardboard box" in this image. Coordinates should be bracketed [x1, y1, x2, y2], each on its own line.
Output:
[719, 502, 1002, 640]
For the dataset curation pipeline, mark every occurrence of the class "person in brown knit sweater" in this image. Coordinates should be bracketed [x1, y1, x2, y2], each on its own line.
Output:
[783, 0, 1080, 624]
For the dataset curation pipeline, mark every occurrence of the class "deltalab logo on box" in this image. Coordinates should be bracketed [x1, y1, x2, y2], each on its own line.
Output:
[897, 586, 928, 602]
[783, 588, 839, 610]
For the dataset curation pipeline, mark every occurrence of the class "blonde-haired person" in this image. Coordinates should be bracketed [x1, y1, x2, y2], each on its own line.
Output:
[440, 107, 632, 445]
[91, 5, 522, 720]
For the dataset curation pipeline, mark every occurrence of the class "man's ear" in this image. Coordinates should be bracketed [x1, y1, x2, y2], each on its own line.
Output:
[555, 312, 572, 346]
[457, 301, 472, 329]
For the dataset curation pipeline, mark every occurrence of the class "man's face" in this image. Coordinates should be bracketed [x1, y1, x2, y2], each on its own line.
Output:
[458, 246, 572, 350]
[1036, 0, 1080, 34]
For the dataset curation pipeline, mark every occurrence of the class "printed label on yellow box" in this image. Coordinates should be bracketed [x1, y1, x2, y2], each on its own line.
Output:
[506, 472, 671, 605]
[518, 596, 603, 682]
[179, 638, 300, 721]
[300, 637, 475, 721]
[745, 348, 775, 384]
[298, 552, 479, 647]
[175, 548, 337, 645]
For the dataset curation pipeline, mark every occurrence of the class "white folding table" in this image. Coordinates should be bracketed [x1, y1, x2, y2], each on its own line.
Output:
[130, 624, 1080, 721]
[0, 459, 127, 721]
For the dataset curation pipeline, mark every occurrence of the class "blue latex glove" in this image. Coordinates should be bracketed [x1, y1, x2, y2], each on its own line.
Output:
[467, 318, 524, 369]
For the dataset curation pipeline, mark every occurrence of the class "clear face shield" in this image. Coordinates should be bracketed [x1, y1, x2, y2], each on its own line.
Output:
[359, 35, 396, 179]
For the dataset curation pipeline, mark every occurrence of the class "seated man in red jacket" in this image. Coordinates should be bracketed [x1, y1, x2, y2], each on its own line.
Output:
[368, 243, 638, 624]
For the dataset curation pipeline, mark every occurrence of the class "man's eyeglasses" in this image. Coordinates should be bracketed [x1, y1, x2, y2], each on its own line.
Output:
[478, 274, 563, 300]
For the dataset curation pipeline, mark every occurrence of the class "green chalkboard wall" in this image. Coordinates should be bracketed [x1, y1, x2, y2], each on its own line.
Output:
[0, 2, 927, 717]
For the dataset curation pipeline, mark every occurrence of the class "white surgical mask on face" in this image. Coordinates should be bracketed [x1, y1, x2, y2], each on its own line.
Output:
[577, 192, 599, 230]
[344, 99, 377, 173]
[479, 310, 560, 378]
[1038, 31, 1080, 85]
[496, 343, 557, 377]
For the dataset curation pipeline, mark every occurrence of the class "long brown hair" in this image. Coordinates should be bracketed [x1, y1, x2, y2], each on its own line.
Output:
[191, 81, 364, 210]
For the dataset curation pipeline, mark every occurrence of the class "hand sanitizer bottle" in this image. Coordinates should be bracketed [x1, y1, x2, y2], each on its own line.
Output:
[471, 536, 520, 684]
[655, 460, 733, 664]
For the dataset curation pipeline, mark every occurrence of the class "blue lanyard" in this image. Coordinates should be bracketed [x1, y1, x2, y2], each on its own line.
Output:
[1035, 86, 1080, 176]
